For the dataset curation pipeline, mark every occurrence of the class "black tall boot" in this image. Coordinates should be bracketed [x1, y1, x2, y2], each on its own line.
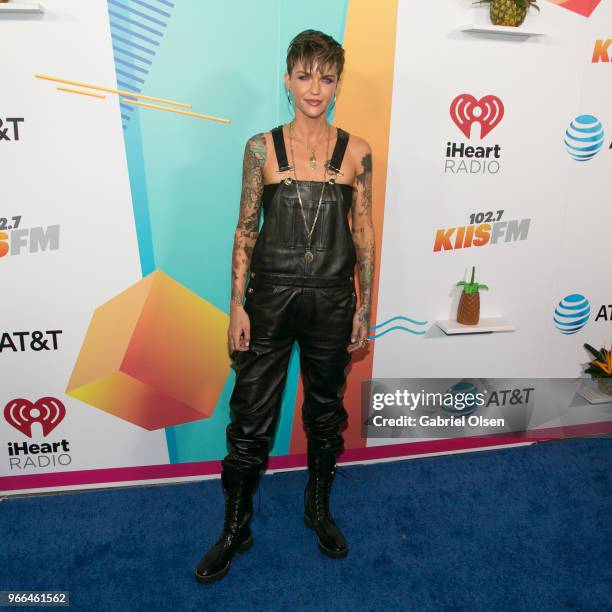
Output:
[303, 446, 348, 559]
[194, 465, 260, 584]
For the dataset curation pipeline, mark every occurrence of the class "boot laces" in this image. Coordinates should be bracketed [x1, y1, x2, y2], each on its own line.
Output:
[223, 481, 248, 534]
[223, 474, 262, 528]
[315, 477, 332, 519]
[313, 465, 335, 520]
[311, 462, 352, 520]
[224, 482, 259, 533]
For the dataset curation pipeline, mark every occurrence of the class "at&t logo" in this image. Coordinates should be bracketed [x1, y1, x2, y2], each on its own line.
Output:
[554, 293, 612, 334]
[0, 117, 24, 141]
[554, 294, 591, 334]
[564, 115, 606, 161]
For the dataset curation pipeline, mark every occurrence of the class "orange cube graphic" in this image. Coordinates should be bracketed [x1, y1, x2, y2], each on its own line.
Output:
[66, 269, 231, 430]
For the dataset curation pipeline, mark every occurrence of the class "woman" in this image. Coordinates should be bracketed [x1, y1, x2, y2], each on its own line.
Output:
[195, 29, 375, 584]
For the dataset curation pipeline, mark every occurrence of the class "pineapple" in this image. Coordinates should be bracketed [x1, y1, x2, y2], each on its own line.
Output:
[473, 0, 540, 27]
[456, 266, 489, 326]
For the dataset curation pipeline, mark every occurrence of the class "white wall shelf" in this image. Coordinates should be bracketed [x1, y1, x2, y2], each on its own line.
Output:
[0, 2, 45, 14]
[460, 23, 545, 37]
[577, 384, 612, 405]
[436, 317, 515, 335]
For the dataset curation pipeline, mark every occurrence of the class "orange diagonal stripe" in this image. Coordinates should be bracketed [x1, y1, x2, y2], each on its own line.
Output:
[120, 98, 230, 124]
[57, 86, 106, 99]
[35, 73, 192, 109]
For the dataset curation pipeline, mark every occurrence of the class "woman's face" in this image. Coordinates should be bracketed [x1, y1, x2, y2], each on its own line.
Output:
[285, 59, 338, 117]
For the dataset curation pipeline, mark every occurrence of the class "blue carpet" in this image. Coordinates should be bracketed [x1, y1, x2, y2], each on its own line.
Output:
[1, 438, 611, 611]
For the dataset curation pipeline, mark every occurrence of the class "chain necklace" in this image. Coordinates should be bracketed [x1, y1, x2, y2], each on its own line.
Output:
[288, 122, 331, 263]
[307, 125, 328, 170]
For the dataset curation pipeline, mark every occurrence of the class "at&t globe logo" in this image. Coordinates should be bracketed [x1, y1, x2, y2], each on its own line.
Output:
[441, 380, 481, 416]
[564, 115, 604, 161]
[553, 294, 591, 334]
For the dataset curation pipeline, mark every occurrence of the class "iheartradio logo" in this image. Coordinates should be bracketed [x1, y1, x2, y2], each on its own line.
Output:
[4, 397, 66, 438]
[450, 94, 504, 139]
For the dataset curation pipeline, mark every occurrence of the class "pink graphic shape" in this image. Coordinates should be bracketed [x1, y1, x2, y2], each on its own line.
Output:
[4, 397, 66, 438]
[547, 0, 601, 18]
[450, 94, 505, 139]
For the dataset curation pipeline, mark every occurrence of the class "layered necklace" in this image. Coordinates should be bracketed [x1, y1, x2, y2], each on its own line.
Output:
[287, 121, 331, 263]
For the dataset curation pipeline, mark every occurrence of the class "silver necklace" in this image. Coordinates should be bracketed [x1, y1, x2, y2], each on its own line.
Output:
[288, 122, 331, 263]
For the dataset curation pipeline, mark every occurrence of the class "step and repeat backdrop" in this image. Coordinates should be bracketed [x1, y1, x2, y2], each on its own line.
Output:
[2, 0, 611, 495]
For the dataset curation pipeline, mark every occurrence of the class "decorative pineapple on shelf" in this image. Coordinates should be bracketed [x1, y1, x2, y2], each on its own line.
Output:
[456, 266, 489, 325]
[473, 0, 540, 27]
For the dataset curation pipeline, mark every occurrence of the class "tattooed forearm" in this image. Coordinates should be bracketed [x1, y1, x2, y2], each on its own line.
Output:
[352, 151, 375, 329]
[231, 134, 267, 309]
[356, 152, 372, 213]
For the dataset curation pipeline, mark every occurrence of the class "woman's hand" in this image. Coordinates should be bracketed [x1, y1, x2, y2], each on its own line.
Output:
[347, 306, 371, 353]
[228, 306, 251, 355]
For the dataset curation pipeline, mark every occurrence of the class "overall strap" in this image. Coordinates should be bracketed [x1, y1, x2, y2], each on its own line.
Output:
[271, 125, 291, 172]
[327, 127, 349, 174]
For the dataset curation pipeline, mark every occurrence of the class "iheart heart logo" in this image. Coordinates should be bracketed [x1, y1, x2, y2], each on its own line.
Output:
[4, 397, 66, 438]
[547, 0, 601, 18]
[450, 94, 504, 140]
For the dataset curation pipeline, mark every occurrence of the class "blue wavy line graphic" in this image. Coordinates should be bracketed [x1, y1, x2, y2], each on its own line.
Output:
[368, 315, 429, 339]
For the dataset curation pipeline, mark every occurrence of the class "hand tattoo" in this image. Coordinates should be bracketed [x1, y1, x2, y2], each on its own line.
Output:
[231, 133, 267, 308]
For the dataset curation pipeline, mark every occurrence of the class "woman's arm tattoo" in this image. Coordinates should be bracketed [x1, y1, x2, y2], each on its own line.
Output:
[231, 134, 266, 308]
[352, 150, 375, 329]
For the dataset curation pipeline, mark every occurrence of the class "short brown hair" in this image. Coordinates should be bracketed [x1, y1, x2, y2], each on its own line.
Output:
[286, 29, 345, 80]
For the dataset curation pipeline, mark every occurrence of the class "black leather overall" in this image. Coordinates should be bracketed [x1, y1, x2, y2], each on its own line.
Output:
[222, 125, 357, 474]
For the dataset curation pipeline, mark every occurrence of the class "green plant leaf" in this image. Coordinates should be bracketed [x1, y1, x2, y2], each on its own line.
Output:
[584, 343, 603, 361]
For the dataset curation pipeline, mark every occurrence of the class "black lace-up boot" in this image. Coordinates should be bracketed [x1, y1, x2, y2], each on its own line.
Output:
[303, 446, 348, 559]
[194, 465, 260, 584]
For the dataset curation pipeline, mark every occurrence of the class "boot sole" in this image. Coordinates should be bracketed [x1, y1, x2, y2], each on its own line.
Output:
[303, 515, 348, 559]
[194, 533, 253, 585]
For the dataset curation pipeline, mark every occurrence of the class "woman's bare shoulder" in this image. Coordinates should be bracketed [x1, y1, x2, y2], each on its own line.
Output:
[244, 130, 277, 162]
[345, 130, 371, 156]
[240, 132, 273, 176]
[344, 130, 372, 177]
[244, 131, 269, 149]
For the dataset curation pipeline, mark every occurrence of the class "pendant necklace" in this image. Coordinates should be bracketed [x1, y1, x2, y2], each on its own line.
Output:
[306, 125, 327, 170]
[308, 150, 317, 170]
[288, 122, 332, 263]
[308, 133, 323, 169]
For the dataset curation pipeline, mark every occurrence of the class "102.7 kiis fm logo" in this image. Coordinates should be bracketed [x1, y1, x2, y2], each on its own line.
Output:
[433, 208, 530, 252]
[445, 93, 504, 175]
[3, 397, 72, 471]
[0, 215, 60, 257]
